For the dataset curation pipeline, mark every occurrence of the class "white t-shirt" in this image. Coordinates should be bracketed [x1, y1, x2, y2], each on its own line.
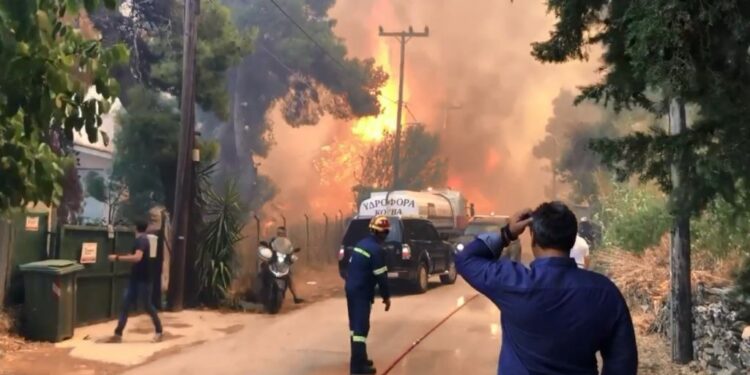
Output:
[570, 235, 590, 269]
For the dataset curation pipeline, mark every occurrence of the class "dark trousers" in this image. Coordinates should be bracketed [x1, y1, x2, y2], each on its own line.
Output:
[115, 279, 163, 336]
[347, 294, 372, 370]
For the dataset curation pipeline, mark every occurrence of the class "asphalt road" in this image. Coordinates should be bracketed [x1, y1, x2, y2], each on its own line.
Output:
[127, 279, 501, 375]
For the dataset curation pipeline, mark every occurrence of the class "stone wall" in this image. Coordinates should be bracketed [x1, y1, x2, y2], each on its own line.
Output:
[653, 286, 750, 374]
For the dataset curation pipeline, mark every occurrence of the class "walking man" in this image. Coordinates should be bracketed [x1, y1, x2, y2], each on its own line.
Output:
[456, 202, 637, 374]
[108, 220, 163, 343]
[346, 215, 392, 375]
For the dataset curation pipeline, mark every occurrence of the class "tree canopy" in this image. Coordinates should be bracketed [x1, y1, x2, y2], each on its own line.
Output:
[92, 0, 253, 118]
[353, 124, 447, 204]
[210, 0, 387, 208]
[0, 0, 127, 213]
[532, 0, 750, 216]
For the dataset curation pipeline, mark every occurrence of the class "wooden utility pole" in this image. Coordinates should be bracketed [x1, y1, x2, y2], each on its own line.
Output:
[168, 0, 200, 312]
[379, 26, 429, 190]
[669, 97, 693, 363]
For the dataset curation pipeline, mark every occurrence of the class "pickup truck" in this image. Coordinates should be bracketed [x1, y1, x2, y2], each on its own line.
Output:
[338, 217, 456, 294]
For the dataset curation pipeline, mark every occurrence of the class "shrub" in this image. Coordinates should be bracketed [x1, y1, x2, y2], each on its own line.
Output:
[596, 182, 671, 253]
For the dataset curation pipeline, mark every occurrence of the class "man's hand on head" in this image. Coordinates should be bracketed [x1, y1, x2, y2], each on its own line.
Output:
[509, 209, 533, 238]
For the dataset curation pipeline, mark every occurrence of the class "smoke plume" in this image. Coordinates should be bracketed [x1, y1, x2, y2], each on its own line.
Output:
[260, 0, 601, 217]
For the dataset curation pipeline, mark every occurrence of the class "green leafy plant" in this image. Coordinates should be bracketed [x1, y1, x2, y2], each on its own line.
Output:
[195, 166, 245, 307]
[83, 170, 127, 224]
[0, 0, 128, 213]
[596, 182, 672, 253]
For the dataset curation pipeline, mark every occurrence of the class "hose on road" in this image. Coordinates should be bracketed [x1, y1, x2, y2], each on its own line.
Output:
[381, 293, 480, 374]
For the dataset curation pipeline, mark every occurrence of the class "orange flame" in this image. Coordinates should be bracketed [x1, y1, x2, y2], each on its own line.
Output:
[351, 39, 407, 142]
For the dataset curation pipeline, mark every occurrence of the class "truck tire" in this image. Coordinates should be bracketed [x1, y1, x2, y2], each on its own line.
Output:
[412, 262, 429, 294]
[440, 259, 457, 285]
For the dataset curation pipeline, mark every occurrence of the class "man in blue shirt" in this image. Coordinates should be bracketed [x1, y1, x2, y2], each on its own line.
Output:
[456, 202, 637, 374]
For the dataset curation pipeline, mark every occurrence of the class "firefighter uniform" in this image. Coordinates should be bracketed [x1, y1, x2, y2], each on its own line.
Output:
[345, 218, 391, 374]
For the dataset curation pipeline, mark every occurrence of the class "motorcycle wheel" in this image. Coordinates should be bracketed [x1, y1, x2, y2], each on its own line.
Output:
[267, 282, 284, 314]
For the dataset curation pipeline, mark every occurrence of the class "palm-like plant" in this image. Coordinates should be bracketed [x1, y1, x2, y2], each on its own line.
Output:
[195, 165, 245, 307]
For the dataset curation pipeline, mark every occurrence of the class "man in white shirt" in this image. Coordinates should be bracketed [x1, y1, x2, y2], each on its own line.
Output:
[570, 235, 591, 269]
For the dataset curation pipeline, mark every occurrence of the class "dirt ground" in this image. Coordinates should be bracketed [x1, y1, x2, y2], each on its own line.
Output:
[0, 264, 343, 375]
[637, 332, 705, 375]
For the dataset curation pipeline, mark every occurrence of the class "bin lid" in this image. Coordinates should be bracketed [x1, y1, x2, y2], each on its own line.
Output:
[19, 259, 85, 275]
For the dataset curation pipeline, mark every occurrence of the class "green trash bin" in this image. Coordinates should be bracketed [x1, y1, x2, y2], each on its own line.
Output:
[19, 259, 84, 342]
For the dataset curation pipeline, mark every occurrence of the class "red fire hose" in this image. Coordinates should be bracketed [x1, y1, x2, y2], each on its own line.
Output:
[381, 293, 481, 374]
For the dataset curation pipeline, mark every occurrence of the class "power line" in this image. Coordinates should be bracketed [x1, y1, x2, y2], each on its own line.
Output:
[269, 0, 347, 70]
[268, 0, 401, 106]
[404, 103, 418, 122]
[257, 41, 295, 75]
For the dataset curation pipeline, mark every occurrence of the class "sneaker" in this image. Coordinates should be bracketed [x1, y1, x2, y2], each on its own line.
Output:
[153, 333, 164, 343]
[293, 298, 306, 304]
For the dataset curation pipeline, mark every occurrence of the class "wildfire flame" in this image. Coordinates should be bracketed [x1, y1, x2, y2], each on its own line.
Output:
[313, 32, 409, 191]
[351, 38, 408, 142]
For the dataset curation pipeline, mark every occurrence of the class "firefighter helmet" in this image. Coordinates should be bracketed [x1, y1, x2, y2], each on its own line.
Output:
[369, 215, 391, 233]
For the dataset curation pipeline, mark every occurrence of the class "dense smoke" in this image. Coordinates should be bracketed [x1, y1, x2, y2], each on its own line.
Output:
[261, 0, 601, 216]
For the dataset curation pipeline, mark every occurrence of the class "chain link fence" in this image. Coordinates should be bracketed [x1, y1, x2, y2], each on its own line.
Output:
[232, 213, 348, 296]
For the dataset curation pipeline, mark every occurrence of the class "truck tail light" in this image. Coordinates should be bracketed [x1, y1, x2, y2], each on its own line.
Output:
[338, 246, 345, 261]
[402, 244, 412, 260]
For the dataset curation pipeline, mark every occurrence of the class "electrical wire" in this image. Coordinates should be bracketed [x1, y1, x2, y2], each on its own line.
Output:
[269, 0, 347, 70]
[268, 0, 419, 121]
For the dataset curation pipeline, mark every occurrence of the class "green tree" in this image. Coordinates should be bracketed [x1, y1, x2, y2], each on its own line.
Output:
[91, 0, 253, 118]
[530, 0, 750, 362]
[353, 124, 447, 204]
[0, 0, 127, 213]
[210, 0, 387, 207]
[111, 85, 180, 217]
[83, 170, 127, 224]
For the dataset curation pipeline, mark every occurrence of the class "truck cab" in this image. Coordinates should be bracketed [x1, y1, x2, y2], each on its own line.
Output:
[338, 217, 457, 294]
[453, 215, 522, 262]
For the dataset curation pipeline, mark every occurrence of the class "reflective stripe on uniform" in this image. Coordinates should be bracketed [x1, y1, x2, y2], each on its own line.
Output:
[352, 335, 367, 343]
[373, 266, 388, 276]
[353, 247, 371, 258]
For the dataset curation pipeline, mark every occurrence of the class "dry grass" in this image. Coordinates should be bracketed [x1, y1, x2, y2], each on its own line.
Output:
[594, 234, 735, 334]
[592, 234, 744, 375]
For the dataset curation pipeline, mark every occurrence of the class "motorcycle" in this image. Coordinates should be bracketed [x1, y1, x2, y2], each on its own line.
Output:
[257, 238, 301, 314]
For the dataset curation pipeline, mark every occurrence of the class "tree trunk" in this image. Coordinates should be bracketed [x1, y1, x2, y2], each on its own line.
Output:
[669, 97, 694, 363]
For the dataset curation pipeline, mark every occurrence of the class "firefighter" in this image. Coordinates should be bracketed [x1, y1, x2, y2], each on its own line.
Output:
[346, 215, 392, 375]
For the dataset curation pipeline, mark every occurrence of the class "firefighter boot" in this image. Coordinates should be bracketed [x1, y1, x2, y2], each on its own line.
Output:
[350, 341, 376, 375]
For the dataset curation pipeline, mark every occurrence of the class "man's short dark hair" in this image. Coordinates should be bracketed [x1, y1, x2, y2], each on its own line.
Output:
[135, 220, 148, 233]
[530, 201, 578, 252]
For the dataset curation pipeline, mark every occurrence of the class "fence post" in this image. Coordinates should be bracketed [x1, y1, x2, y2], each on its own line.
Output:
[281, 214, 287, 229]
[0, 219, 12, 306]
[323, 213, 329, 262]
[253, 213, 260, 245]
[304, 214, 310, 263]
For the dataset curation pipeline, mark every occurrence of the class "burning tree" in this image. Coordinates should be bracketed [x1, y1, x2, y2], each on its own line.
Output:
[353, 124, 447, 204]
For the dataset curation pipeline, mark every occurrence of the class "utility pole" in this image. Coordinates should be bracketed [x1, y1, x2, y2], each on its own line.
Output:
[168, 0, 200, 312]
[379, 26, 429, 190]
[669, 97, 693, 363]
